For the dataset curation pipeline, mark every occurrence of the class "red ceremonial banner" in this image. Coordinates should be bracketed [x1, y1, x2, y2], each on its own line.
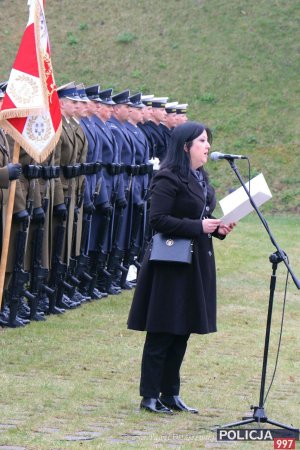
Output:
[0, 0, 61, 163]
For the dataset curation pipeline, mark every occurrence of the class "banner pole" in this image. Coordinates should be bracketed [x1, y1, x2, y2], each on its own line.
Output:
[0, 141, 20, 308]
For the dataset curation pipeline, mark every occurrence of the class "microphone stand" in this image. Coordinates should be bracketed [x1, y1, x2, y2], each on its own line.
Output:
[215, 158, 300, 433]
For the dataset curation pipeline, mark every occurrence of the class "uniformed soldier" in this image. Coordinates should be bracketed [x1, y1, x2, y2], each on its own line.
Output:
[124, 93, 150, 278]
[82, 84, 109, 222]
[139, 95, 154, 125]
[66, 83, 92, 302]
[1, 82, 39, 327]
[0, 86, 23, 327]
[92, 88, 124, 295]
[160, 102, 178, 150]
[175, 104, 188, 125]
[79, 84, 112, 298]
[70, 84, 89, 262]
[139, 97, 168, 162]
[107, 89, 135, 289]
[49, 82, 81, 312]
[138, 95, 158, 167]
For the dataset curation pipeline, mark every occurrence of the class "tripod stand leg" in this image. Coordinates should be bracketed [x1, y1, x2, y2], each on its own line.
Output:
[216, 402, 299, 432]
[266, 419, 299, 432]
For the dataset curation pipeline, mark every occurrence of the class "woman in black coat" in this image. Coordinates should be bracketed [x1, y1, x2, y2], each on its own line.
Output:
[127, 121, 235, 414]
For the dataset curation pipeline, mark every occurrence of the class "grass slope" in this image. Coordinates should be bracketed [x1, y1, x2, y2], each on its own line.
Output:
[0, 0, 299, 211]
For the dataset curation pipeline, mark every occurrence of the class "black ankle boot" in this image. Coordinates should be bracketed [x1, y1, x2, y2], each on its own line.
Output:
[140, 397, 173, 414]
[160, 395, 198, 413]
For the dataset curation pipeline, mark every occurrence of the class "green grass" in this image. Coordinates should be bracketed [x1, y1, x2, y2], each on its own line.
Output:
[0, 215, 299, 449]
[0, 0, 299, 212]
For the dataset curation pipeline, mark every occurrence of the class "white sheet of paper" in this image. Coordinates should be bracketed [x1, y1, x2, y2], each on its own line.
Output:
[219, 173, 272, 225]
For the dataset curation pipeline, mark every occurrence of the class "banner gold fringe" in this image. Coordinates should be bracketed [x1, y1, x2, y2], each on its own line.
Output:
[0, 120, 61, 163]
[34, 1, 49, 108]
[0, 107, 47, 121]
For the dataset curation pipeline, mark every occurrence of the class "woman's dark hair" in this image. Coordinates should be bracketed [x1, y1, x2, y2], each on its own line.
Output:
[160, 121, 212, 177]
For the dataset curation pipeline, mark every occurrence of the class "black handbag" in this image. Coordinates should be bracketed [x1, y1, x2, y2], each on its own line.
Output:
[149, 233, 194, 264]
[149, 170, 208, 265]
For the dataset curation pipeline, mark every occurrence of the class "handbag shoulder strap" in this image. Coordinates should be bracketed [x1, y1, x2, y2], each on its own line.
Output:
[193, 170, 207, 219]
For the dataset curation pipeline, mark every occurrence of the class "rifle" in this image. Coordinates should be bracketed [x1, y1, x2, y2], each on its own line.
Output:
[47, 219, 73, 313]
[106, 165, 134, 282]
[77, 209, 93, 296]
[66, 176, 81, 289]
[28, 172, 59, 317]
[69, 184, 92, 288]
[136, 167, 153, 266]
[65, 210, 85, 298]
[106, 201, 128, 284]
[78, 177, 102, 296]
[7, 220, 35, 327]
[29, 223, 54, 320]
[87, 205, 113, 297]
[88, 163, 127, 296]
[7, 177, 38, 326]
[120, 202, 145, 287]
[137, 198, 152, 266]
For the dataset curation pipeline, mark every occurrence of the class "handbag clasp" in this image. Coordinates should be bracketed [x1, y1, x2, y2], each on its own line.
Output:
[166, 239, 174, 247]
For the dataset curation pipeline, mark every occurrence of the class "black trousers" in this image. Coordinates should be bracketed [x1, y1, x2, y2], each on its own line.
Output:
[139, 332, 190, 398]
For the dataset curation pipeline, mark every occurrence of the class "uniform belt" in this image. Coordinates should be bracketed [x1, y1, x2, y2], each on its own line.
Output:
[125, 164, 140, 176]
[22, 164, 42, 179]
[138, 163, 153, 175]
[23, 164, 62, 179]
[42, 165, 61, 179]
[61, 164, 83, 178]
[80, 162, 102, 176]
[104, 163, 124, 175]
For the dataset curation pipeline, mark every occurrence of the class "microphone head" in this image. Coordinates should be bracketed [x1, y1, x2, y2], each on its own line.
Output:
[210, 151, 223, 161]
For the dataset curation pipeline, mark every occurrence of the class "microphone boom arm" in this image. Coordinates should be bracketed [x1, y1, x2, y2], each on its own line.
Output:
[227, 159, 300, 289]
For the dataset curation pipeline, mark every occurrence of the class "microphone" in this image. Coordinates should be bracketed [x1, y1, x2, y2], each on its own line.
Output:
[210, 151, 247, 161]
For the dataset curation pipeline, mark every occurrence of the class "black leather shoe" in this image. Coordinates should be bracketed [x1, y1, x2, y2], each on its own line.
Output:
[46, 306, 65, 315]
[71, 291, 90, 303]
[32, 312, 46, 321]
[16, 315, 30, 325]
[58, 295, 80, 309]
[0, 316, 8, 327]
[18, 299, 30, 318]
[7, 316, 27, 328]
[92, 288, 104, 300]
[37, 296, 49, 313]
[160, 395, 198, 414]
[98, 290, 108, 298]
[108, 286, 121, 295]
[121, 280, 133, 290]
[140, 397, 173, 414]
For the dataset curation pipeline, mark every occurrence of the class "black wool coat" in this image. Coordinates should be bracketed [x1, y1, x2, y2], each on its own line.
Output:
[127, 168, 225, 335]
